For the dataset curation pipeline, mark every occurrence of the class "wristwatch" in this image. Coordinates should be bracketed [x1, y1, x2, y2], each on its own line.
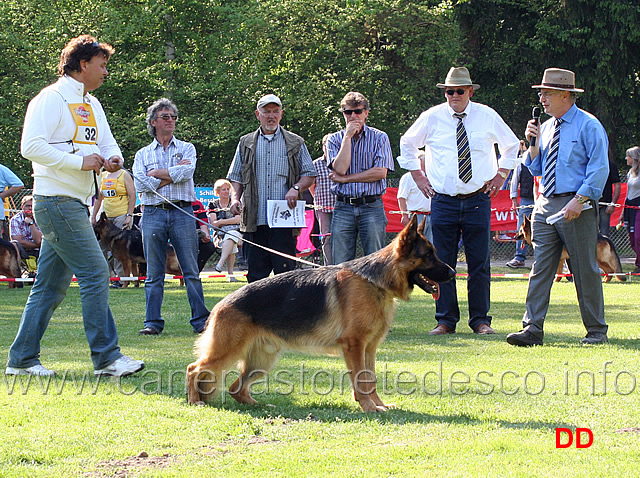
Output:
[292, 185, 300, 191]
[575, 194, 589, 204]
[497, 170, 508, 180]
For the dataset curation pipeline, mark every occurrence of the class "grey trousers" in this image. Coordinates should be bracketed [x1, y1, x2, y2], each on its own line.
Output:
[522, 195, 607, 338]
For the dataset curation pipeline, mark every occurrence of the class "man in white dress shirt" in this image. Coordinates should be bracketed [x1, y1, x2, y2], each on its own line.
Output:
[398, 67, 520, 336]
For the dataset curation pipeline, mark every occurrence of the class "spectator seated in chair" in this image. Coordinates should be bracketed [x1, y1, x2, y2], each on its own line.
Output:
[10, 195, 41, 265]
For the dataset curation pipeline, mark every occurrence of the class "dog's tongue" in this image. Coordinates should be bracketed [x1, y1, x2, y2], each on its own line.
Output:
[431, 282, 440, 301]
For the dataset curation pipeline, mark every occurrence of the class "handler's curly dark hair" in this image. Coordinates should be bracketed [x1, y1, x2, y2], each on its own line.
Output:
[57, 35, 114, 76]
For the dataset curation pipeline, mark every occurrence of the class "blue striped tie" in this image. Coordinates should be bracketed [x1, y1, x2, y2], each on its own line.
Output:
[542, 119, 562, 196]
[454, 113, 472, 183]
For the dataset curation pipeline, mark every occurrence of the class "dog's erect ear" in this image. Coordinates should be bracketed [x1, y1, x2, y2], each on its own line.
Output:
[418, 216, 426, 234]
[396, 214, 419, 254]
[100, 211, 107, 222]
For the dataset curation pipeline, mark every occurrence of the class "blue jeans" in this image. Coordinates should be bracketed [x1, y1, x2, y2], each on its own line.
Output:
[431, 192, 492, 331]
[514, 197, 534, 261]
[7, 195, 122, 370]
[331, 197, 387, 264]
[141, 205, 209, 333]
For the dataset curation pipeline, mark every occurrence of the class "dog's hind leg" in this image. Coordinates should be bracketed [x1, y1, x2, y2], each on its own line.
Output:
[339, 336, 384, 412]
[229, 338, 281, 405]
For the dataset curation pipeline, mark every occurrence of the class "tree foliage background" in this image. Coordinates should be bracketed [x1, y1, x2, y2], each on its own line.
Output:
[0, 0, 638, 186]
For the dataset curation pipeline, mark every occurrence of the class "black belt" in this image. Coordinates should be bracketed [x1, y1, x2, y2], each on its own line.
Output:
[151, 200, 192, 210]
[443, 186, 485, 199]
[545, 192, 576, 198]
[336, 194, 380, 206]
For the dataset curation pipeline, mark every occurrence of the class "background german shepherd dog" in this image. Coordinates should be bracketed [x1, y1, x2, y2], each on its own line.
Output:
[515, 215, 626, 282]
[94, 213, 182, 287]
[0, 238, 21, 288]
[187, 216, 455, 412]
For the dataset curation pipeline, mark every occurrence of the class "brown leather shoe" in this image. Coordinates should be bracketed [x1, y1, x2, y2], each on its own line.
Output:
[139, 327, 160, 336]
[474, 323, 496, 335]
[428, 323, 455, 335]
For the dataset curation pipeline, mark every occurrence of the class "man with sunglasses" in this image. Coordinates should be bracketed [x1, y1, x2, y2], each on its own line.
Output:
[7, 35, 144, 377]
[507, 68, 609, 346]
[327, 91, 394, 264]
[133, 97, 210, 335]
[399, 67, 520, 336]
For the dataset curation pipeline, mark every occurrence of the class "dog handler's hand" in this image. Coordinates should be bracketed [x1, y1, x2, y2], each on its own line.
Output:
[103, 156, 123, 172]
[82, 153, 104, 174]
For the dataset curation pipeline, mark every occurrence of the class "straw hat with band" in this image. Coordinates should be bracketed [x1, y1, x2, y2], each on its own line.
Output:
[436, 67, 480, 90]
[532, 68, 584, 93]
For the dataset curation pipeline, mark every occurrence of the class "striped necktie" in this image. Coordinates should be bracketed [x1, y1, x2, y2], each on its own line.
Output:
[542, 118, 563, 196]
[454, 113, 472, 183]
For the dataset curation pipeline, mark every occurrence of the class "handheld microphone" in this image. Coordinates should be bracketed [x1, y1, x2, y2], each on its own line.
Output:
[530, 107, 541, 147]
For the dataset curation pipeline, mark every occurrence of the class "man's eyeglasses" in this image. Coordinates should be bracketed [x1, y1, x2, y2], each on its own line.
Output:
[445, 89, 467, 96]
[537, 91, 557, 99]
[158, 114, 178, 121]
[341, 108, 365, 115]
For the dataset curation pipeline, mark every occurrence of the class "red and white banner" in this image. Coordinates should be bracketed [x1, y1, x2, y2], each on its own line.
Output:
[383, 184, 628, 233]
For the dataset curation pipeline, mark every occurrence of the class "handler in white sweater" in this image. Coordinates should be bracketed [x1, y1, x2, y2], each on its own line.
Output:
[6, 35, 144, 378]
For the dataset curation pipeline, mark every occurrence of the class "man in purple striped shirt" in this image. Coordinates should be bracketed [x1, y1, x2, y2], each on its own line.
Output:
[327, 92, 394, 264]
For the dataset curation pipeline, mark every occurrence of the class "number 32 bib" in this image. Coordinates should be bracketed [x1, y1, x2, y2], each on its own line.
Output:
[68, 103, 98, 145]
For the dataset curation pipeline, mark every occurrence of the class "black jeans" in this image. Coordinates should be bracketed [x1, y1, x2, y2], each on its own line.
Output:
[245, 225, 296, 282]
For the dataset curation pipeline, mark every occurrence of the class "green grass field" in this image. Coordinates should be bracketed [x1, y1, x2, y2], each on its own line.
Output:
[1, 269, 639, 477]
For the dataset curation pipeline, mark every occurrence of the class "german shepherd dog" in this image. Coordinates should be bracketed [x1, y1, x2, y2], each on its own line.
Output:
[0, 238, 21, 288]
[93, 213, 182, 287]
[186, 216, 455, 412]
[515, 215, 626, 282]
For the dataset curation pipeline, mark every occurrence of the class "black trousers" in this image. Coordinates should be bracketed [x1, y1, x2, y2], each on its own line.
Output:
[245, 225, 296, 282]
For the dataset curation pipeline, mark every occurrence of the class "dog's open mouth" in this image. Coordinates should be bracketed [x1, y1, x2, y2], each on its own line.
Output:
[410, 273, 441, 300]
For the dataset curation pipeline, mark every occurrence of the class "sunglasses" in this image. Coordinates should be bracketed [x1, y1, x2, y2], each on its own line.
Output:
[158, 114, 178, 121]
[445, 89, 468, 96]
[342, 108, 365, 115]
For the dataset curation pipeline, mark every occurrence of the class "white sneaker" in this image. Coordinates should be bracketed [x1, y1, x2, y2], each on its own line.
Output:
[5, 364, 56, 376]
[94, 355, 145, 377]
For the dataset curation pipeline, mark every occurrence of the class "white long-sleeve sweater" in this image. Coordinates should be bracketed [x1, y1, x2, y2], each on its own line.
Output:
[21, 75, 122, 205]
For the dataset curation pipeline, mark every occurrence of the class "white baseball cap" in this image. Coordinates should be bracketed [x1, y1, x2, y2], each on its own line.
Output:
[256, 94, 282, 109]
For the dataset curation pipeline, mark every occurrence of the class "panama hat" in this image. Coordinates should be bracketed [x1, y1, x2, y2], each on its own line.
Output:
[532, 68, 584, 92]
[436, 67, 480, 89]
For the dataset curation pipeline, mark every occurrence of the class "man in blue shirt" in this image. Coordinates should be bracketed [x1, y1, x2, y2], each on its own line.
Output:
[507, 68, 609, 347]
[327, 92, 394, 264]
